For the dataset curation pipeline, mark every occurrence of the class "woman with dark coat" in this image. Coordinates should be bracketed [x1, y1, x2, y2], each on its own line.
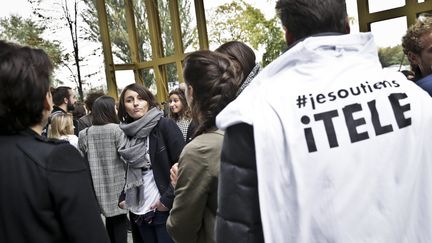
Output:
[117, 83, 185, 243]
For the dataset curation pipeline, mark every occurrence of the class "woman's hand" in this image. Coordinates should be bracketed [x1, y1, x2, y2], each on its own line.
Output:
[170, 163, 179, 188]
[150, 199, 169, 212]
[118, 200, 126, 209]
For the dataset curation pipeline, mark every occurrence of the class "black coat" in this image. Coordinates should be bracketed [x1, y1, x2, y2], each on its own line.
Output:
[215, 123, 264, 243]
[148, 117, 186, 209]
[0, 129, 109, 243]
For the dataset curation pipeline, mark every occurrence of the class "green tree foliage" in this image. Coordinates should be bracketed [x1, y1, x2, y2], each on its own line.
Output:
[81, 0, 197, 88]
[208, 0, 286, 66]
[378, 44, 409, 68]
[0, 15, 63, 68]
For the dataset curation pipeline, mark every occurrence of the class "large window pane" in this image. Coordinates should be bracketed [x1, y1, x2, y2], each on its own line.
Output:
[133, 0, 152, 61]
[158, 1, 175, 57]
[368, 0, 405, 13]
[346, 0, 360, 33]
[370, 16, 407, 48]
[139, 68, 157, 93]
[106, 1, 131, 64]
[164, 63, 180, 92]
[180, 0, 199, 53]
[115, 70, 135, 96]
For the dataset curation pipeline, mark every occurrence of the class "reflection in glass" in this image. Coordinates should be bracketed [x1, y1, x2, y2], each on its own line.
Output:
[368, 0, 405, 13]
[132, 0, 152, 61]
[180, 0, 199, 53]
[106, 1, 131, 64]
[158, 1, 174, 57]
[164, 63, 179, 92]
[139, 68, 156, 93]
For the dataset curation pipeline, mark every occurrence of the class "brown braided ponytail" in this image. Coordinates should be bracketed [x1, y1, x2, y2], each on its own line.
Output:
[183, 50, 240, 137]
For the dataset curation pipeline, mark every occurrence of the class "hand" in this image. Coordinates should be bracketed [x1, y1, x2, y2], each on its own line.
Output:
[118, 200, 126, 209]
[150, 199, 169, 212]
[170, 163, 179, 188]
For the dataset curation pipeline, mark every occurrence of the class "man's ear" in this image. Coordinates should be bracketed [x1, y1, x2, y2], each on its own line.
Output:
[344, 17, 351, 34]
[44, 92, 53, 112]
[407, 51, 420, 66]
[63, 96, 68, 105]
[284, 26, 295, 46]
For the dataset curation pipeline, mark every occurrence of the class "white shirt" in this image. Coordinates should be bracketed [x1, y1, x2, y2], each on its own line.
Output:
[129, 136, 161, 215]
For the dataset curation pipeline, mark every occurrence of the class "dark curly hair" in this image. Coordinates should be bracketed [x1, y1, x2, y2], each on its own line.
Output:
[117, 83, 159, 123]
[168, 88, 191, 121]
[183, 50, 240, 137]
[0, 40, 53, 134]
[402, 15, 432, 79]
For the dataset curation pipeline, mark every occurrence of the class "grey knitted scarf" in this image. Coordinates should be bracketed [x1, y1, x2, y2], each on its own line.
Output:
[118, 107, 163, 210]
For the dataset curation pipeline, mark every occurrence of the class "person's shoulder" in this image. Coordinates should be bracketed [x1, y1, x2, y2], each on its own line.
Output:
[155, 117, 179, 133]
[19, 134, 87, 172]
[185, 130, 224, 151]
[417, 75, 432, 88]
[158, 116, 176, 126]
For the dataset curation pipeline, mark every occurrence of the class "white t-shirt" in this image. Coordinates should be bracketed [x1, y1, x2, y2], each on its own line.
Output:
[129, 136, 161, 215]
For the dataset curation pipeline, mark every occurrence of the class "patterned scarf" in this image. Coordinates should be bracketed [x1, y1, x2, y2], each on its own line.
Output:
[236, 63, 261, 96]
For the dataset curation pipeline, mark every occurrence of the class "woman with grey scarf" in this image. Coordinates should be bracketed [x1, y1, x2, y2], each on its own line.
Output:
[117, 83, 185, 243]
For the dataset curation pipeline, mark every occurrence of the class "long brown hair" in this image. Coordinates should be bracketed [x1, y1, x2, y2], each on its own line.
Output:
[168, 88, 191, 121]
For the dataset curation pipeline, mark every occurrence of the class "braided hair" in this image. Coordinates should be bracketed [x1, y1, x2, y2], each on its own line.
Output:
[183, 50, 240, 137]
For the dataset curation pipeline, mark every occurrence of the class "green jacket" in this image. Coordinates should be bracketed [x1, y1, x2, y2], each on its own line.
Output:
[167, 130, 224, 243]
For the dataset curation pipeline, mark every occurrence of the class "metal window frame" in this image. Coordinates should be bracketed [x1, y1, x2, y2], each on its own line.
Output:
[95, 0, 208, 101]
[357, 0, 432, 32]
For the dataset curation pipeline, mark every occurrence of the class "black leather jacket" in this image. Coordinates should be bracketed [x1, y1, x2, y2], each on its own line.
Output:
[216, 123, 264, 243]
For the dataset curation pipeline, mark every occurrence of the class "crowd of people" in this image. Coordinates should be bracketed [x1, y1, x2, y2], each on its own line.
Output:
[2, 0, 432, 243]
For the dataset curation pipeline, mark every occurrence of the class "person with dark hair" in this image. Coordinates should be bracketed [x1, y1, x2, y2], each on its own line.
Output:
[168, 88, 195, 143]
[79, 95, 128, 243]
[402, 15, 432, 95]
[47, 85, 79, 135]
[78, 91, 105, 131]
[117, 83, 185, 243]
[215, 0, 432, 242]
[72, 101, 87, 120]
[52, 86, 77, 113]
[215, 41, 261, 96]
[166, 50, 239, 243]
[0, 41, 109, 243]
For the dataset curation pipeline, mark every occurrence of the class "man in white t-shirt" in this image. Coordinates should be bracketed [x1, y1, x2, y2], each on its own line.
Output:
[216, 0, 432, 243]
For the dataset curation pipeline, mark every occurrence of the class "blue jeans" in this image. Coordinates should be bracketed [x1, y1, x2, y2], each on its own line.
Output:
[130, 211, 174, 243]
